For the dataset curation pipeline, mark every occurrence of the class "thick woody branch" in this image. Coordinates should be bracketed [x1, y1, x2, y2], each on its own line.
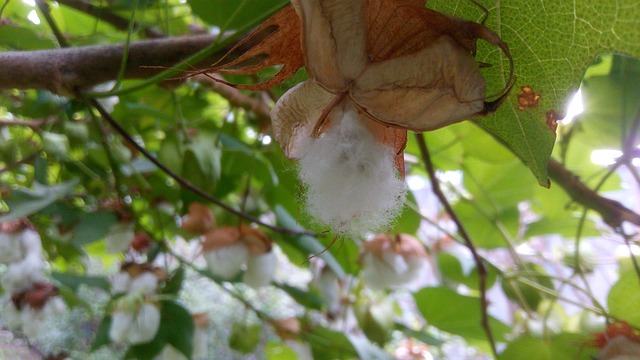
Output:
[548, 158, 640, 228]
[0, 35, 239, 95]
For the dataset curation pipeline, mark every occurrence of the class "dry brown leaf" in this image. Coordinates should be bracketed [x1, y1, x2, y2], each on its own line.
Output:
[206, 5, 303, 91]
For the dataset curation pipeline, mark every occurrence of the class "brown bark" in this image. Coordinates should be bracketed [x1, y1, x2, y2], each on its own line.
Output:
[0, 35, 234, 95]
[548, 158, 640, 228]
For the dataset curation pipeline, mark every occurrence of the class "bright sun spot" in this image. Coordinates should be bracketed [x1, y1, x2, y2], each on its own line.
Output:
[590, 149, 622, 166]
[261, 135, 272, 145]
[27, 10, 40, 25]
[22, 0, 35, 6]
[562, 89, 584, 125]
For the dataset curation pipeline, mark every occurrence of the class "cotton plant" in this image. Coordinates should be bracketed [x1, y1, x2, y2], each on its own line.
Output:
[0, 220, 67, 339]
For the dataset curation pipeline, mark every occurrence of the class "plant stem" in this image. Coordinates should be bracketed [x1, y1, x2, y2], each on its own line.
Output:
[82, 94, 313, 236]
[414, 133, 498, 358]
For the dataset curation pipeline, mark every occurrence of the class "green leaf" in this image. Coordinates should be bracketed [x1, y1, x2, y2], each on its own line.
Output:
[0, 26, 56, 50]
[437, 253, 498, 290]
[266, 341, 299, 360]
[429, 1, 640, 186]
[608, 269, 640, 328]
[163, 301, 195, 359]
[274, 205, 346, 278]
[52, 272, 111, 292]
[0, 179, 79, 222]
[500, 333, 597, 360]
[276, 283, 324, 310]
[91, 316, 113, 351]
[229, 323, 261, 354]
[414, 287, 510, 342]
[162, 266, 185, 296]
[306, 326, 359, 360]
[188, 0, 288, 30]
[182, 134, 221, 194]
[71, 211, 119, 246]
[501, 266, 555, 311]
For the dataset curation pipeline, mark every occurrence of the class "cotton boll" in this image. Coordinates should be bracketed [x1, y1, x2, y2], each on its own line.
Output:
[360, 234, 428, 290]
[128, 303, 161, 344]
[2, 255, 45, 292]
[298, 109, 406, 236]
[243, 251, 277, 288]
[20, 229, 43, 259]
[109, 310, 135, 343]
[0, 232, 24, 264]
[599, 336, 640, 360]
[128, 272, 159, 296]
[313, 267, 341, 314]
[111, 272, 132, 294]
[1, 298, 22, 329]
[203, 243, 249, 280]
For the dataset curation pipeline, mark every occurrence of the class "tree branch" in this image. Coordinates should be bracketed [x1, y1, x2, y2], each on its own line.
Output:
[548, 158, 640, 228]
[0, 35, 239, 95]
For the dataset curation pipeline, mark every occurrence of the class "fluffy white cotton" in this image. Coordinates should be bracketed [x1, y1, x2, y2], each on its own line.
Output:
[313, 268, 341, 314]
[361, 252, 426, 290]
[111, 272, 132, 294]
[0, 232, 24, 264]
[110, 310, 135, 343]
[110, 303, 161, 345]
[203, 243, 249, 280]
[298, 110, 406, 236]
[128, 303, 161, 344]
[243, 251, 277, 288]
[1, 255, 45, 292]
[129, 272, 159, 295]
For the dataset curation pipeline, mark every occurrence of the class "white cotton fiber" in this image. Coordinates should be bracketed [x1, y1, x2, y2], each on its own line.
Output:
[298, 109, 406, 237]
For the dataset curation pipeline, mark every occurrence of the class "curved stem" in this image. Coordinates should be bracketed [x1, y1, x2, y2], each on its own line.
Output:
[415, 133, 498, 358]
[82, 94, 313, 236]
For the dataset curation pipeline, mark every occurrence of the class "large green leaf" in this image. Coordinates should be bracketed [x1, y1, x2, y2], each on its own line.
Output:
[414, 287, 510, 342]
[429, 0, 640, 186]
[500, 333, 597, 360]
[0, 179, 79, 222]
[188, 0, 289, 30]
[608, 269, 640, 328]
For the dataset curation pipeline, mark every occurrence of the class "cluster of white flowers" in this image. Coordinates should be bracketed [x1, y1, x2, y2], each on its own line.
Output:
[108, 263, 163, 345]
[0, 220, 66, 339]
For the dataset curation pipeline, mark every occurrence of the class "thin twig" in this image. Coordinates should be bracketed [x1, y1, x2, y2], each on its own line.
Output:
[35, 0, 71, 48]
[415, 133, 497, 358]
[82, 94, 313, 236]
